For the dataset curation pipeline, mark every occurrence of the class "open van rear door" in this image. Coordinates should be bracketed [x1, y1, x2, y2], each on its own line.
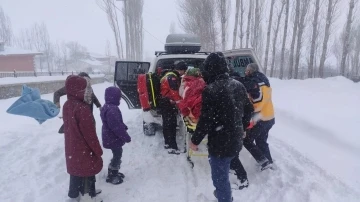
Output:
[114, 61, 150, 109]
[222, 48, 262, 77]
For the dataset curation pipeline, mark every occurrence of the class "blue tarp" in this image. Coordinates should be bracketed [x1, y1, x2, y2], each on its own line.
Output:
[6, 85, 60, 124]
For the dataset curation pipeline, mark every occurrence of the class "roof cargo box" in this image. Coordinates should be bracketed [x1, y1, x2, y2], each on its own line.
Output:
[165, 34, 201, 54]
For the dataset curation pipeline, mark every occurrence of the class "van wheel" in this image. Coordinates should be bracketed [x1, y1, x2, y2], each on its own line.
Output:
[143, 122, 156, 136]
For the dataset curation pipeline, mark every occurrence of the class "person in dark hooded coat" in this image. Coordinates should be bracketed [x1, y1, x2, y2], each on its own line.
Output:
[62, 75, 103, 201]
[189, 52, 253, 202]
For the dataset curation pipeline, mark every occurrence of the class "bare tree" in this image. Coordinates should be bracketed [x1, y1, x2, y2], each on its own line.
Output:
[17, 23, 54, 72]
[252, 0, 260, 51]
[53, 41, 62, 70]
[61, 42, 68, 71]
[263, 0, 276, 75]
[319, 0, 340, 78]
[294, 0, 310, 79]
[279, 0, 290, 79]
[245, 0, 253, 48]
[270, 1, 286, 77]
[340, 0, 357, 76]
[217, 0, 230, 50]
[66, 41, 88, 66]
[232, 0, 240, 49]
[98, 0, 124, 59]
[16, 29, 33, 50]
[105, 40, 112, 73]
[0, 6, 13, 45]
[239, 0, 245, 48]
[288, 0, 300, 79]
[178, 0, 219, 51]
[308, 0, 321, 78]
[122, 0, 144, 60]
[351, 24, 360, 75]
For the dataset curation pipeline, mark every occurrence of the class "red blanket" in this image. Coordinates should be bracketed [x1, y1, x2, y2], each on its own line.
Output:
[178, 76, 206, 121]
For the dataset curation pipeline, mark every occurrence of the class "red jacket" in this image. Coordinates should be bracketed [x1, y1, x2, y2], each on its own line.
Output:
[63, 75, 103, 177]
[160, 70, 182, 103]
[178, 76, 206, 120]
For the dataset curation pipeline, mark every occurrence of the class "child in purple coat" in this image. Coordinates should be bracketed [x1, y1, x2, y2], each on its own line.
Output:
[100, 86, 131, 185]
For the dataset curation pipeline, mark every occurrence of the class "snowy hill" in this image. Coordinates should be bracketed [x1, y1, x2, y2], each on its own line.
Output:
[0, 77, 359, 202]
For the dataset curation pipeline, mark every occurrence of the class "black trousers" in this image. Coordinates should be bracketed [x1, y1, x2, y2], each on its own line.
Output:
[230, 151, 247, 180]
[243, 119, 275, 163]
[160, 102, 178, 150]
[68, 175, 96, 198]
[109, 148, 123, 170]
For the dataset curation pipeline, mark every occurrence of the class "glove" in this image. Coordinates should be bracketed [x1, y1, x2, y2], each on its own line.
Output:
[55, 102, 60, 108]
[242, 131, 246, 138]
[246, 120, 255, 130]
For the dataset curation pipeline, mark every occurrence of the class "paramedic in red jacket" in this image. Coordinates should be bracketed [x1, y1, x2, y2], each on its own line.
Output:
[63, 75, 103, 201]
[159, 61, 188, 154]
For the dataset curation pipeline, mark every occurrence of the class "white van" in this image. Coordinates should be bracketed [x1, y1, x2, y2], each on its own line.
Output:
[114, 34, 261, 136]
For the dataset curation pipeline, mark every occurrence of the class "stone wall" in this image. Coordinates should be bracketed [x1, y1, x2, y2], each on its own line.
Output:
[0, 77, 105, 100]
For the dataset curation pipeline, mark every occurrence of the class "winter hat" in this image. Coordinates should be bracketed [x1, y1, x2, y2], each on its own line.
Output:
[185, 68, 201, 77]
[202, 52, 229, 77]
[105, 86, 121, 106]
[174, 61, 188, 71]
[65, 75, 93, 104]
[78, 72, 91, 79]
[246, 63, 259, 74]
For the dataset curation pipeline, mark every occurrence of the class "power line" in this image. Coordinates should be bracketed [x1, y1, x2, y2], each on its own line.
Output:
[110, 0, 165, 45]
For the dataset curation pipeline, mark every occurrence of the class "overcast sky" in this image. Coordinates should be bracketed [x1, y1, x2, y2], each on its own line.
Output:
[0, 0, 351, 64]
[1, 0, 179, 60]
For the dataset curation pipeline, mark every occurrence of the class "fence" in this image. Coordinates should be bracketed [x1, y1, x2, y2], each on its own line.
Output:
[0, 71, 104, 78]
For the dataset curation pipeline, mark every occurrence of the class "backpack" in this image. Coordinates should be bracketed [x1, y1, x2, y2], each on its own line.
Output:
[137, 72, 161, 112]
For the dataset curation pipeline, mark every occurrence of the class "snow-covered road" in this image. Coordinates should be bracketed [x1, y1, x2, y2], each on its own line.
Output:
[0, 78, 359, 202]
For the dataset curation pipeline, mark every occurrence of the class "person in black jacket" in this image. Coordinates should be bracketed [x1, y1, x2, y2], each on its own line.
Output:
[54, 72, 102, 134]
[228, 71, 254, 190]
[190, 52, 253, 202]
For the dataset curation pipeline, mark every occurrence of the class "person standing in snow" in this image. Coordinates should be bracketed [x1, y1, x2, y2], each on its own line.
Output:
[62, 75, 103, 202]
[243, 63, 275, 170]
[228, 71, 254, 190]
[158, 61, 188, 154]
[190, 52, 251, 202]
[100, 86, 131, 185]
[54, 72, 102, 134]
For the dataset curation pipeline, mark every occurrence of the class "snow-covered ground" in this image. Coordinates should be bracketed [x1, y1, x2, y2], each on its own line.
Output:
[0, 77, 359, 202]
[0, 74, 105, 85]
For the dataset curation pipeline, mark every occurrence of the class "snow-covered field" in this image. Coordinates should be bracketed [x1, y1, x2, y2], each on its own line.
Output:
[0, 74, 105, 85]
[0, 77, 359, 202]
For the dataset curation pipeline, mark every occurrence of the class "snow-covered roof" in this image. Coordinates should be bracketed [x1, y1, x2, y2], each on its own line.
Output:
[88, 52, 106, 58]
[80, 58, 103, 66]
[88, 52, 116, 59]
[0, 46, 42, 56]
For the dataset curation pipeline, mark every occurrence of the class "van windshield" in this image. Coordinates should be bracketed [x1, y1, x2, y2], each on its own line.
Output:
[155, 58, 205, 73]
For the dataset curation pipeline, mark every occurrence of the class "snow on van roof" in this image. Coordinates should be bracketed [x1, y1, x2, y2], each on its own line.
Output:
[0, 46, 42, 56]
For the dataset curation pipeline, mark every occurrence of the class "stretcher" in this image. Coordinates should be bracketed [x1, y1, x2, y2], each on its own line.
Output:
[182, 117, 208, 168]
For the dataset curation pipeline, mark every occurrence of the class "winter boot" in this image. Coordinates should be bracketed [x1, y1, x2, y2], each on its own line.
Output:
[106, 169, 123, 185]
[260, 160, 273, 171]
[213, 190, 233, 201]
[107, 168, 125, 179]
[167, 148, 180, 155]
[235, 178, 249, 190]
